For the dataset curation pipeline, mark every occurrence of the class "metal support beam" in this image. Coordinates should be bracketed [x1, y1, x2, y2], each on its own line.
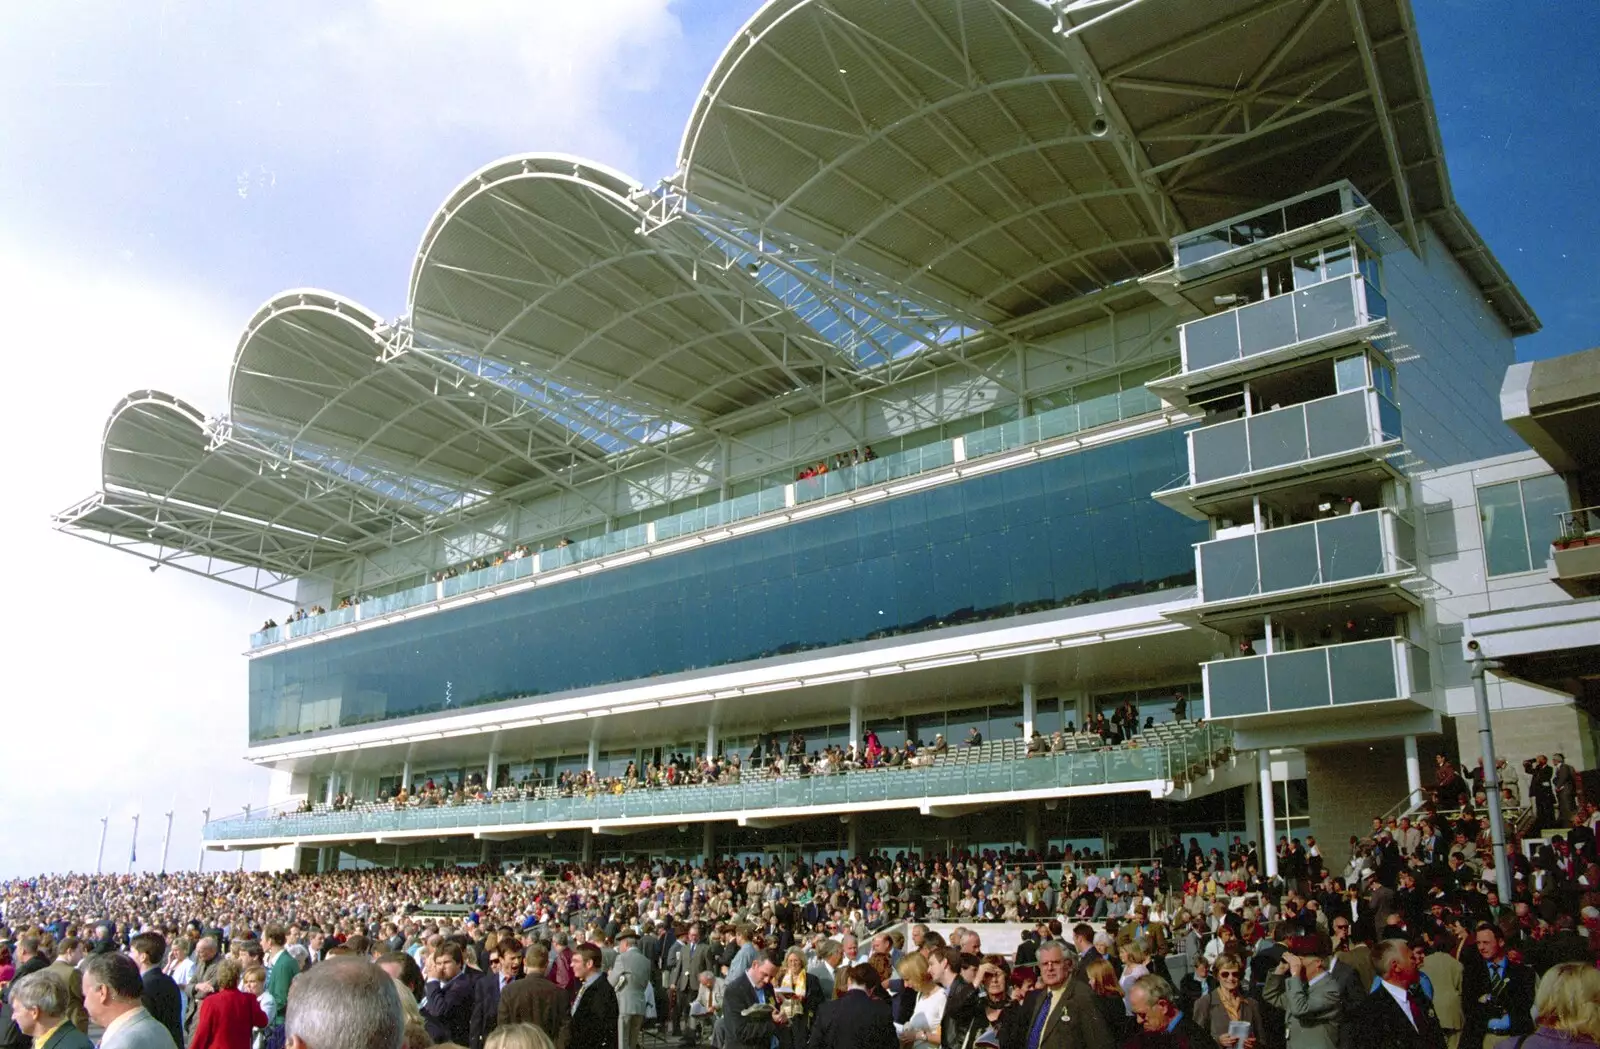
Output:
[1343, 0, 1419, 249]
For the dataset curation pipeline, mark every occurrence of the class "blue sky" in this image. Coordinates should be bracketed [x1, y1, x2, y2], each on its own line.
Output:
[0, 1, 1593, 877]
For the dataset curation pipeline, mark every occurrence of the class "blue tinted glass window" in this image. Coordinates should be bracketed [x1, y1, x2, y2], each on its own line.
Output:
[249, 427, 1205, 742]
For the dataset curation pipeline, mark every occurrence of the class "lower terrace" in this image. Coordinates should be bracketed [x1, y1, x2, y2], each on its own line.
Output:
[205, 722, 1234, 848]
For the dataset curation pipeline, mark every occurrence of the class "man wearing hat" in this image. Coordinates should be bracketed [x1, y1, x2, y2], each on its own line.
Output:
[610, 929, 651, 1049]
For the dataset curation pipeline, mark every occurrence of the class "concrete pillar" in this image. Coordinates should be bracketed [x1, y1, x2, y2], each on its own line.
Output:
[1403, 735, 1423, 810]
[846, 816, 860, 859]
[581, 830, 594, 864]
[706, 722, 717, 760]
[849, 702, 862, 753]
[702, 822, 716, 864]
[1022, 683, 1036, 741]
[587, 737, 599, 774]
[487, 749, 500, 790]
[1258, 750, 1279, 878]
[324, 772, 336, 805]
[479, 839, 491, 866]
[1024, 801, 1040, 853]
[401, 759, 411, 792]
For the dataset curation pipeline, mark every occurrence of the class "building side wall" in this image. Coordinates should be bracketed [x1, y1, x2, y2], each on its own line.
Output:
[1304, 739, 1418, 867]
[1452, 703, 1600, 780]
[1386, 223, 1522, 472]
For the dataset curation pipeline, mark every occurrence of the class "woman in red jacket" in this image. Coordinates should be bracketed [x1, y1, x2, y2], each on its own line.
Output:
[191, 959, 269, 1049]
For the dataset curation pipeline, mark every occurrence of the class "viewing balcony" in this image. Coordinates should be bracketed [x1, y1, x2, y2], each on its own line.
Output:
[1552, 505, 1600, 597]
[1154, 387, 1402, 519]
[1202, 637, 1432, 726]
[203, 724, 1233, 847]
[1149, 274, 1388, 402]
[1193, 509, 1419, 620]
[1166, 182, 1388, 281]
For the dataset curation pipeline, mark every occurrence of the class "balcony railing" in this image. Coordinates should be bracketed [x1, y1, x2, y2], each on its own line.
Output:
[1172, 183, 1369, 271]
[1178, 274, 1386, 377]
[204, 724, 1233, 842]
[1170, 387, 1400, 494]
[1557, 505, 1600, 542]
[250, 385, 1169, 649]
[1202, 637, 1430, 721]
[1196, 509, 1415, 605]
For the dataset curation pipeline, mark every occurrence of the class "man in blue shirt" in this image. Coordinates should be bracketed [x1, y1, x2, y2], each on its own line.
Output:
[1459, 924, 1533, 1049]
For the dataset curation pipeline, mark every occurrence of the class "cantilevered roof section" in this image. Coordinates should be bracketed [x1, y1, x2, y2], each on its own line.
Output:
[409, 153, 857, 425]
[678, 0, 1536, 336]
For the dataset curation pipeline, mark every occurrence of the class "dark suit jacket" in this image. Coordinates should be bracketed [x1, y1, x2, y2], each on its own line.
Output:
[498, 973, 570, 1048]
[569, 974, 619, 1049]
[1000, 980, 1115, 1049]
[723, 973, 783, 1049]
[1122, 1014, 1218, 1049]
[423, 972, 479, 1046]
[141, 967, 186, 1049]
[806, 989, 898, 1049]
[1459, 957, 1534, 1049]
[470, 974, 518, 1049]
[35, 1024, 94, 1049]
[1350, 987, 1444, 1049]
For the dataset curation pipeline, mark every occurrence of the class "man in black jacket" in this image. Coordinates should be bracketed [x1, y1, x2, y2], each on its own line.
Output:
[1459, 924, 1534, 1049]
[806, 963, 897, 1049]
[1350, 939, 1444, 1049]
[721, 950, 783, 1049]
[930, 947, 982, 1049]
[469, 945, 522, 1049]
[422, 941, 478, 1046]
[131, 932, 184, 1048]
[569, 942, 620, 1049]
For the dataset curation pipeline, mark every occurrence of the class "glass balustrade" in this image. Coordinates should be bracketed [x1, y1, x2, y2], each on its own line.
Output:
[248, 377, 1173, 650]
[1197, 509, 1408, 603]
[1180, 275, 1385, 375]
[1182, 388, 1396, 489]
[1203, 638, 1428, 720]
[1173, 184, 1364, 269]
[205, 725, 1232, 841]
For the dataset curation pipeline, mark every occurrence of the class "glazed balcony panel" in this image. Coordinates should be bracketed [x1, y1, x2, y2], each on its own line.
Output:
[1202, 637, 1431, 722]
[1196, 510, 1411, 605]
[1179, 275, 1385, 378]
[1181, 388, 1399, 490]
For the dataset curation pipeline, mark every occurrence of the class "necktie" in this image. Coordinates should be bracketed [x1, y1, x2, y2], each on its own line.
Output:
[1026, 995, 1052, 1049]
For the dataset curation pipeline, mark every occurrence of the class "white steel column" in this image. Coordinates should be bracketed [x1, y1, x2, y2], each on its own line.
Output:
[586, 737, 599, 774]
[849, 702, 862, 753]
[1403, 735, 1423, 809]
[1243, 783, 1261, 853]
[401, 759, 411, 792]
[706, 722, 717, 760]
[1257, 751, 1279, 878]
[1022, 684, 1036, 741]
[324, 772, 336, 805]
[487, 750, 500, 791]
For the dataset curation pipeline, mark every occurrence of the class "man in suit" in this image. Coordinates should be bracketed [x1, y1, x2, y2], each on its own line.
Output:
[1001, 942, 1115, 1049]
[1418, 939, 1463, 1049]
[720, 949, 784, 1049]
[46, 938, 90, 1035]
[570, 942, 620, 1049]
[183, 936, 224, 1043]
[611, 930, 651, 1049]
[263, 926, 299, 1027]
[1123, 974, 1216, 1049]
[1550, 754, 1577, 825]
[498, 943, 569, 1048]
[470, 943, 523, 1049]
[8, 971, 95, 1049]
[1459, 924, 1533, 1049]
[1263, 938, 1345, 1049]
[1525, 757, 1555, 829]
[806, 963, 898, 1049]
[422, 941, 478, 1046]
[1350, 940, 1443, 1049]
[130, 933, 184, 1049]
[669, 923, 714, 1045]
[83, 953, 177, 1049]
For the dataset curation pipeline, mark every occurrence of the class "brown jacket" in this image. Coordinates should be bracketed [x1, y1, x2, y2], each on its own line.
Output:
[46, 960, 89, 1033]
[498, 972, 571, 1049]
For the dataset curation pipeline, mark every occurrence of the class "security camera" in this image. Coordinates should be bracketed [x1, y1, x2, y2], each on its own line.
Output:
[1466, 638, 1480, 652]
[1090, 117, 1109, 138]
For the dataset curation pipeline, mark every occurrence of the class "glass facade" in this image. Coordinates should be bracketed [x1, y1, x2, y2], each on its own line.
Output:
[1479, 475, 1571, 576]
[249, 427, 1205, 742]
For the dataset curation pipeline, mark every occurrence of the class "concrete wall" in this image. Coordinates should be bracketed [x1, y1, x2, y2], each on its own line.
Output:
[1452, 703, 1600, 782]
[1304, 738, 1427, 868]
[1385, 223, 1523, 473]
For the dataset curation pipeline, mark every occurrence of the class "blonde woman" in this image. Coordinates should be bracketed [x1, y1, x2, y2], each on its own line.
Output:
[1117, 940, 1150, 1012]
[893, 951, 946, 1048]
[776, 947, 817, 1048]
[389, 975, 431, 1049]
[1520, 963, 1600, 1049]
[484, 1024, 556, 1049]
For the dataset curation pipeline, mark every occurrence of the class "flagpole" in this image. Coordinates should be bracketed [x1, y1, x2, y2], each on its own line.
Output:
[159, 811, 174, 873]
[95, 816, 109, 874]
[239, 804, 250, 871]
[128, 813, 140, 874]
[198, 807, 211, 872]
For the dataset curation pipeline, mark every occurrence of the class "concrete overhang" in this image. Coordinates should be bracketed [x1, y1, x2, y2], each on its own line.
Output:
[1500, 347, 1600, 472]
[1464, 596, 1600, 690]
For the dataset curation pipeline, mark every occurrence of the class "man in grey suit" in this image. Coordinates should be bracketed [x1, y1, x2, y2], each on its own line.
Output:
[611, 929, 652, 1049]
[1264, 939, 1345, 1049]
[83, 953, 178, 1049]
[668, 923, 714, 1045]
[1551, 753, 1577, 824]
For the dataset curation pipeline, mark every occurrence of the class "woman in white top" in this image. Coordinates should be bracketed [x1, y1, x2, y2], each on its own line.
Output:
[894, 952, 947, 1048]
[1118, 941, 1151, 1014]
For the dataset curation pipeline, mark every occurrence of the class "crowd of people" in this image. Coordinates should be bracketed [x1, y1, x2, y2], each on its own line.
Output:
[795, 447, 878, 481]
[2, 757, 1596, 1049]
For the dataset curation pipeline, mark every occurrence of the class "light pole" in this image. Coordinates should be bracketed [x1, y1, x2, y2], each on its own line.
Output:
[239, 804, 251, 871]
[95, 816, 108, 874]
[198, 807, 211, 872]
[128, 813, 140, 874]
[1468, 643, 1514, 902]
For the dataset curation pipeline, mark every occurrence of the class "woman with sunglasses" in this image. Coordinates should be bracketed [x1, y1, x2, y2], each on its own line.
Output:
[1193, 957, 1261, 1049]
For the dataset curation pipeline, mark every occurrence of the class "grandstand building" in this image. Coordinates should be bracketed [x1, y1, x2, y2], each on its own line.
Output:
[61, 0, 1598, 872]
